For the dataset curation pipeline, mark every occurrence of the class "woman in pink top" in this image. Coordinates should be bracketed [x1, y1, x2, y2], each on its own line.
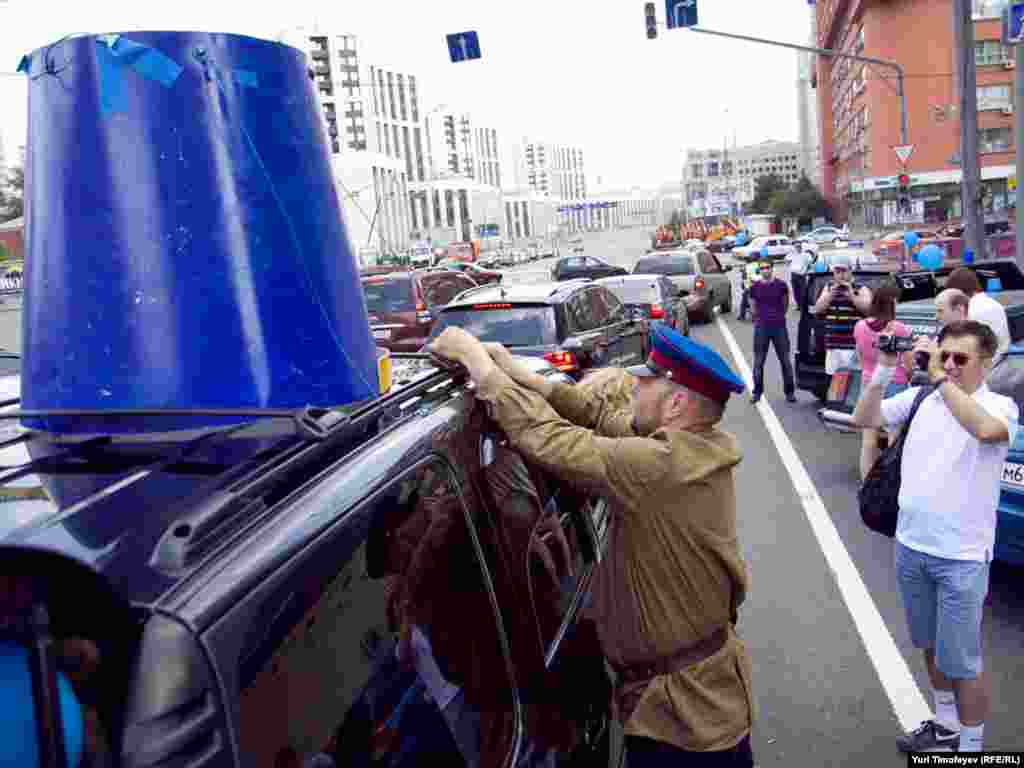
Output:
[853, 281, 913, 480]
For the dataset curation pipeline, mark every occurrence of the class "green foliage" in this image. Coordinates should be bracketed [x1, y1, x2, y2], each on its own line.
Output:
[748, 174, 789, 215]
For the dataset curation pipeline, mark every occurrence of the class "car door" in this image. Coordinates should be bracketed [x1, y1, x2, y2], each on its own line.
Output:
[216, 455, 520, 768]
[593, 286, 645, 367]
[697, 250, 728, 307]
[566, 288, 607, 367]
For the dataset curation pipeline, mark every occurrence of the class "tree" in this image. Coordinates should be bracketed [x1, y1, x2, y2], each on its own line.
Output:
[747, 174, 789, 215]
[769, 174, 829, 222]
[0, 166, 24, 223]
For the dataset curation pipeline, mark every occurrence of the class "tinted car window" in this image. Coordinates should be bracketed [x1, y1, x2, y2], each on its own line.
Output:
[431, 305, 558, 346]
[585, 288, 612, 328]
[603, 280, 659, 305]
[421, 273, 475, 307]
[633, 256, 695, 276]
[237, 458, 512, 767]
[700, 252, 722, 273]
[362, 278, 415, 313]
[567, 292, 598, 333]
[599, 288, 626, 323]
[563, 257, 587, 268]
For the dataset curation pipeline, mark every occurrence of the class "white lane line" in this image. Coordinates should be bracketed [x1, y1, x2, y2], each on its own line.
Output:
[715, 315, 932, 734]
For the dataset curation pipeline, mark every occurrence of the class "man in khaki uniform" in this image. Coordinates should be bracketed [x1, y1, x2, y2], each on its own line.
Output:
[430, 323, 756, 766]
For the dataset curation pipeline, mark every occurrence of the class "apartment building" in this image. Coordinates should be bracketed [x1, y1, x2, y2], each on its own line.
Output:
[423, 110, 502, 188]
[815, 0, 1016, 228]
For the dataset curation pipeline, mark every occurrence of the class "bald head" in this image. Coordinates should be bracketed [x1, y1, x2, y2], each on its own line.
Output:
[936, 288, 969, 328]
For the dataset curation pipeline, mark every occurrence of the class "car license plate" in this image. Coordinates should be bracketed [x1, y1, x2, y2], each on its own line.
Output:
[1002, 462, 1024, 489]
[372, 329, 391, 340]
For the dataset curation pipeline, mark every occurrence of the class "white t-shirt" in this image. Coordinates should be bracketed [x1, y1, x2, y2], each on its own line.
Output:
[881, 383, 1019, 562]
[789, 247, 813, 275]
[969, 292, 1011, 360]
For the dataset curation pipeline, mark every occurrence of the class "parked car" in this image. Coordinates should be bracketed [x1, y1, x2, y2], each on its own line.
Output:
[631, 249, 732, 324]
[733, 235, 798, 262]
[434, 259, 504, 285]
[428, 281, 648, 378]
[799, 226, 849, 247]
[551, 255, 629, 282]
[0, 356, 623, 767]
[794, 259, 1024, 401]
[596, 274, 690, 336]
[360, 269, 478, 352]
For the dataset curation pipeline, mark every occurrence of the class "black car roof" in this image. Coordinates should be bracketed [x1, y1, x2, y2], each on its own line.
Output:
[0, 367, 473, 615]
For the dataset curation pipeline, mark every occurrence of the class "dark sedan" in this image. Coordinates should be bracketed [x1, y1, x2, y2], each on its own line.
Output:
[551, 255, 628, 282]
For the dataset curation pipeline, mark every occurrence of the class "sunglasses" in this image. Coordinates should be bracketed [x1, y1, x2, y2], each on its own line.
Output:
[833, 266, 850, 273]
[940, 351, 972, 367]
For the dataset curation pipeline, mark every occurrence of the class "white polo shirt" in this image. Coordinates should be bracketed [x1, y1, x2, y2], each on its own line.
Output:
[882, 383, 1019, 562]
[968, 292, 1010, 360]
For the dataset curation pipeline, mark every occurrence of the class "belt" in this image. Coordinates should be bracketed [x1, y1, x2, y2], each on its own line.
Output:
[614, 627, 729, 685]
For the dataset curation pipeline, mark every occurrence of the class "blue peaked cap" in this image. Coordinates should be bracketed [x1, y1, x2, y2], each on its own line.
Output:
[626, 324, 746, 401]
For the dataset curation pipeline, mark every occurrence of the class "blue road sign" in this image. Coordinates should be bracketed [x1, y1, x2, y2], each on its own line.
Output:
[446, 31, 481, 63]
[665, 0, 697, 29]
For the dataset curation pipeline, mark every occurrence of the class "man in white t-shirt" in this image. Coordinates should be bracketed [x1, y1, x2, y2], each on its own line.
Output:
[946, 268, 1010, 361]
[787, 241, 814, 310]
[853, 320, 1018, 755]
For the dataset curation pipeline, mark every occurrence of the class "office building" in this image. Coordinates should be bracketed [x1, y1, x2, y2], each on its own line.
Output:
[815, 0, 1016, 228]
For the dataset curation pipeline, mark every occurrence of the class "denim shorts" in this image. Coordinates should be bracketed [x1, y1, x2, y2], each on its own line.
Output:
[894, 541, 989, 679]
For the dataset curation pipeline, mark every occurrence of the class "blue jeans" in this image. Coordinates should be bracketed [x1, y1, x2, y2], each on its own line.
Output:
[752, 325, 794, 398]
[894, 541, 990, 679]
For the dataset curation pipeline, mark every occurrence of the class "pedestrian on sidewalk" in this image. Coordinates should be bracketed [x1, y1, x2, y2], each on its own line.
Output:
[852, 321, 1018, 754]
[749, 260, 795, 404]
[429, 324, 756, 767]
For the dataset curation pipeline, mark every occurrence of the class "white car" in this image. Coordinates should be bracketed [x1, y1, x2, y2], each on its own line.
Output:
[733, 235, 798, 262]
[799, 226, 849, 247]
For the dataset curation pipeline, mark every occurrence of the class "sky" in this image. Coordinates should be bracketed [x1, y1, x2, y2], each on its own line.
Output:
[0, 0, 814, 191]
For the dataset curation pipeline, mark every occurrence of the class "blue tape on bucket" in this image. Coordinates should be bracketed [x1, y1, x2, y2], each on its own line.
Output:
[95, 34, 183, 117]
[233, 69, 259, 88]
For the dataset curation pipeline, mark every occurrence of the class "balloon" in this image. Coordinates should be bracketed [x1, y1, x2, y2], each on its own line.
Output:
[815, 260, 828, 273]
[963, 248, 975, 264]
[760, 247, 770, 258]
[918, 243, 944, 271]
[903, 231, 920, 249]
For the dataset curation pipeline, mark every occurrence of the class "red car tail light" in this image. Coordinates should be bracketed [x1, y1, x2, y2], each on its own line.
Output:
[543, 351, 578, 372]
[694, 278, 706, 292]
[649, 304, 664, 319]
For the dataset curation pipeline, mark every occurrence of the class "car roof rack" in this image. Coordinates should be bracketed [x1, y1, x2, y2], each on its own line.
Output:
[549, 279, 591, 296]
[0, 362, 470, 554]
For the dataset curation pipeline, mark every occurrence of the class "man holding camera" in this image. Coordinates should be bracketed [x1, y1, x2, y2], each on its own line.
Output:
[852, 321, 1018, 754]
[812, 252, 872, 375]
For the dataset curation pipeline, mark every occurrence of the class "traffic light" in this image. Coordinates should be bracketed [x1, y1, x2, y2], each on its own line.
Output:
[645, 3, 657, 39]
[897, 173, 911, 214]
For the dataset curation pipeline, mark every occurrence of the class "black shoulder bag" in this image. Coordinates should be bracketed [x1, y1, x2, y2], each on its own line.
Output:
[857, 385, 934, 537]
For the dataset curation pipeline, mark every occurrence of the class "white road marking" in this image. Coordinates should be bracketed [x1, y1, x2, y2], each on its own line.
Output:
[715, 315, 932, 734]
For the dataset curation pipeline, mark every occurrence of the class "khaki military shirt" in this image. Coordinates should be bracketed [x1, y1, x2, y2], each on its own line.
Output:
[475, 367, 755, 753]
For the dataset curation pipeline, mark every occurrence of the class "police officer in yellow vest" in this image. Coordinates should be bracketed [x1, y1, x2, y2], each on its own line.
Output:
[430, 324, 756, 767]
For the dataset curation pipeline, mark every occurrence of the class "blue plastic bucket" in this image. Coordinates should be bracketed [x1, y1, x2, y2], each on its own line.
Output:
[19, 32, 377, 434]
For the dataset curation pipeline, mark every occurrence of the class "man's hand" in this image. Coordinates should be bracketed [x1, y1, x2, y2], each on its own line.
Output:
[429, 328, 494, 384]
[483, 342, 555, 398]
[914, 336, 945, 384]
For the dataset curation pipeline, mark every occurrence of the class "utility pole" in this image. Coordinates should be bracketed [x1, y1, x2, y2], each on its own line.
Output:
[953, 0, 985, 259]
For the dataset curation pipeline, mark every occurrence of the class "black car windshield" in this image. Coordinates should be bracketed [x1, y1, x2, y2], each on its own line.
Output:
[633, 256, 694, 276]
[361, 278, 414, 313]
[430, 305, 557, 346]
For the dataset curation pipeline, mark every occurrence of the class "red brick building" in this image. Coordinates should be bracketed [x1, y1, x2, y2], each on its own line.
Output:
[815, 0, 1015, 228]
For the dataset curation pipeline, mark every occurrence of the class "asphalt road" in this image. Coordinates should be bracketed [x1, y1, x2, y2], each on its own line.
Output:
[508, 228, 1024, 762]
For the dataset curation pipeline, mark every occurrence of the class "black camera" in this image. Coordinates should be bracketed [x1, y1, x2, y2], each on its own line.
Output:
[877, 334, 915, 354]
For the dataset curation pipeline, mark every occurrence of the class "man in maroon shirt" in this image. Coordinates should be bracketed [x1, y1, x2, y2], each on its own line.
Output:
[749, 260, 796, 404]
